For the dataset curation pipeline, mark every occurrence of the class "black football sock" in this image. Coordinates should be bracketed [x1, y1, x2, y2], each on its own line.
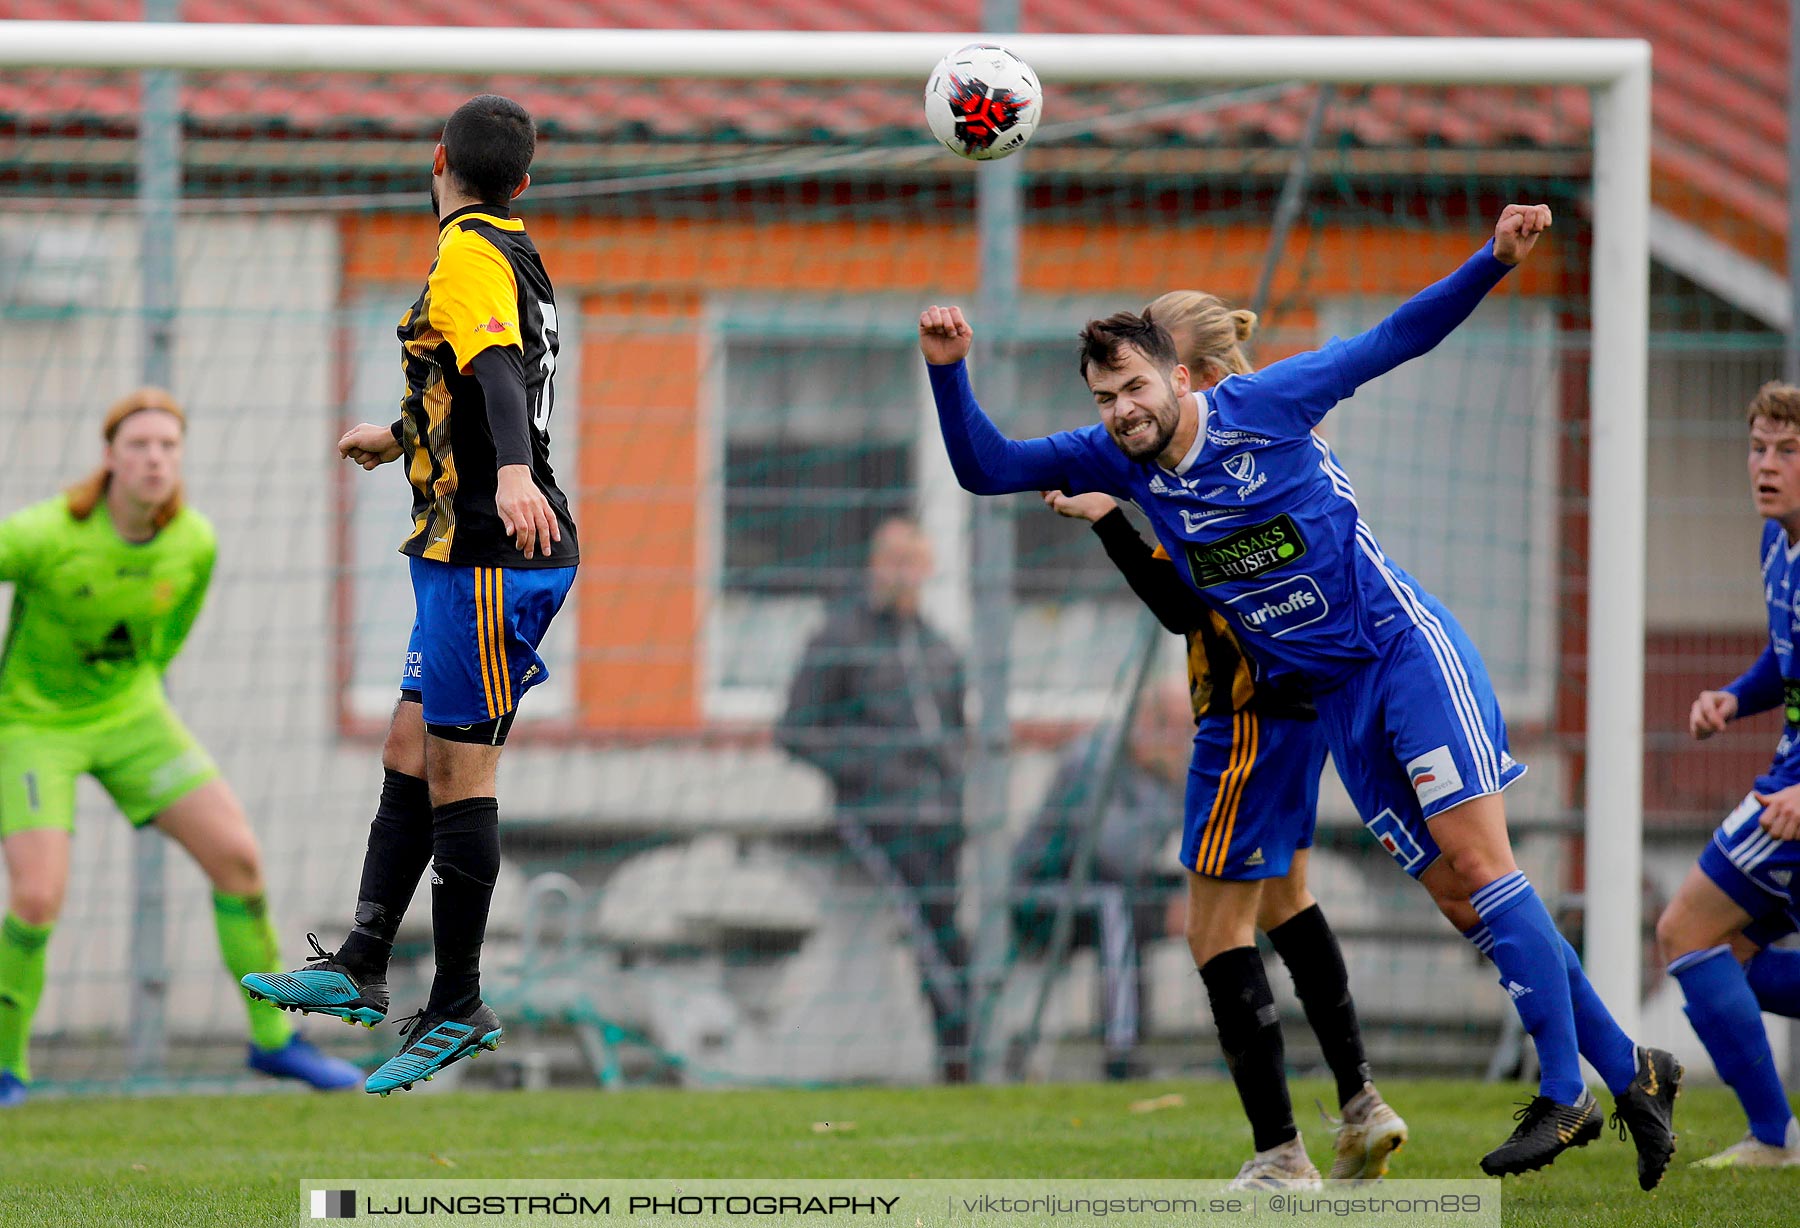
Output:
[337, 769, 434, 979]
[1267, 903, 1372, 1109]
[425, 797, 500, 1017]
[1201, 945, 1297, 1153]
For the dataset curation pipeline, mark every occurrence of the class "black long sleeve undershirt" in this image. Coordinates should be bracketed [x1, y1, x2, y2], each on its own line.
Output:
[469, 345, 533, 468]
[387, 347, 532, 468]
[1088, 507, 1209, 634]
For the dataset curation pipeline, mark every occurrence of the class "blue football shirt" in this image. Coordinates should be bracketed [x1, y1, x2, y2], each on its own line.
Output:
[930, 240, 1514, 689]
[1724, 520, 1800, 792]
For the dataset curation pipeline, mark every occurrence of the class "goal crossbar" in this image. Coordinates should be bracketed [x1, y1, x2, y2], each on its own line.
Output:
[0, 24, 1645, 85]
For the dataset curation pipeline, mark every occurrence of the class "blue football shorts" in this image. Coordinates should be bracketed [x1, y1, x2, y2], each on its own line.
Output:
[1698, 791, 1800, 931]
[1318, 600, 1527, 880]
[399, 557, 575, 733]
[1181, 712, 1328, 881]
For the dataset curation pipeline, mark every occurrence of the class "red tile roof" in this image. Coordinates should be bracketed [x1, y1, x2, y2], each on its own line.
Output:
[0, 1, 1784, 262]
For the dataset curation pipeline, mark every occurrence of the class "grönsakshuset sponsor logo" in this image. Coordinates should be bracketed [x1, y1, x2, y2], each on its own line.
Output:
[1180, 513, 1308, 589]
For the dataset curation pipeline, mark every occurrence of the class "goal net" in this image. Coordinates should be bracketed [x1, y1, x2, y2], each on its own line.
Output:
[0, 24, 1674, 1092]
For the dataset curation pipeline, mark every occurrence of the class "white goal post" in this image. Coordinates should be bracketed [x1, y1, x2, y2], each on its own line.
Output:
[0, 23, 1652, 1036]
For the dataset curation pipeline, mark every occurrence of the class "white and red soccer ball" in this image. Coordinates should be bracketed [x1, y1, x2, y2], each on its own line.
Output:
[924, 43, 1043, 161]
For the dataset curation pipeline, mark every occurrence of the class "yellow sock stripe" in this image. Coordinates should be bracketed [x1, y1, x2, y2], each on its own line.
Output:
[1195, 712, 1248, 874]
[473, 568, 499, 721]
[1208, 712, 1258, 875]
[494, 568, 514, 712]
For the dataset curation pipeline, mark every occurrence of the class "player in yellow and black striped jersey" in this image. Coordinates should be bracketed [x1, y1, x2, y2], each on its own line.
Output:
[1170, 557, 1312, 725]
[247, 96, 576, 1100]
[391, 204, 578, 569]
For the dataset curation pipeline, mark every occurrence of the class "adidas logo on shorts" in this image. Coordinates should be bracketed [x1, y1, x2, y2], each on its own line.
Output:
[1506, 980, 1533, 1000]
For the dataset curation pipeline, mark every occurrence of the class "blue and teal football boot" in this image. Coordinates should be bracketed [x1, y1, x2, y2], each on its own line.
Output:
[241, 933, 388, 1028]
[365, 1001, 504, 1096]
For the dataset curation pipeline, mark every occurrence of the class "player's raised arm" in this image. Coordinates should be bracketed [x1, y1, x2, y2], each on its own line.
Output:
[1235, 204, 1550, 437]
[921, 305, 1073, 496]
[1331, 203, 1549, 389]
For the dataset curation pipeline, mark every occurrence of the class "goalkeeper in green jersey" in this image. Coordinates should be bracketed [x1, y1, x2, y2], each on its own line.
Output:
[0, 388, 360, 1105]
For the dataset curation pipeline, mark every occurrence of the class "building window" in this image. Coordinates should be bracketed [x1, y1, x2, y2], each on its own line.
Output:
[1007, 338, 1149, 601]
[705, 303, 1218, 722]
[1003, 339, 1149, 711]
[708, 334, 919, 717]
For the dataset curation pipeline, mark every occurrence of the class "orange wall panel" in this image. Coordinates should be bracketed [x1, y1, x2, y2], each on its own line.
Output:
[573, 292, 703, 730]
[340, 212, 1556, 735]
[344, 215, 1556, 302]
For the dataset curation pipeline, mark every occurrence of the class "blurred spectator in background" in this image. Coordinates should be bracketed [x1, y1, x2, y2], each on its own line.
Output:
[1011, 677, 1191, 1079]
[777, 517, 970, 1081]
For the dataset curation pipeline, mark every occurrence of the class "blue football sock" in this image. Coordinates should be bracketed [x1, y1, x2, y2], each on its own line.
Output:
[1461, 922, 1495, 958]
[1471, 872, 1586, 1105]
[1461, 920, 1639, 1094]
[1746, 945, 1800, 1019]
[1558, 935, 1637, 1095]
[1671, 945, 1795, 1146]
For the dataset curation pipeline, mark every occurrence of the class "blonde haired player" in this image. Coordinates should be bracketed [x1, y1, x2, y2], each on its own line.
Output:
[1042, 291, 1403, 1187]
[0, 389, 359, 1105]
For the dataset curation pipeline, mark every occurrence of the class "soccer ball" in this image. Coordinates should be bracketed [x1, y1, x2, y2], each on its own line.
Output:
[923, 44, 1043, 162]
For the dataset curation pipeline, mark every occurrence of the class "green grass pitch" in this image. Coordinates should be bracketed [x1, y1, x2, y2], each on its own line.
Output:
[8, 1079, 1794, 1227]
